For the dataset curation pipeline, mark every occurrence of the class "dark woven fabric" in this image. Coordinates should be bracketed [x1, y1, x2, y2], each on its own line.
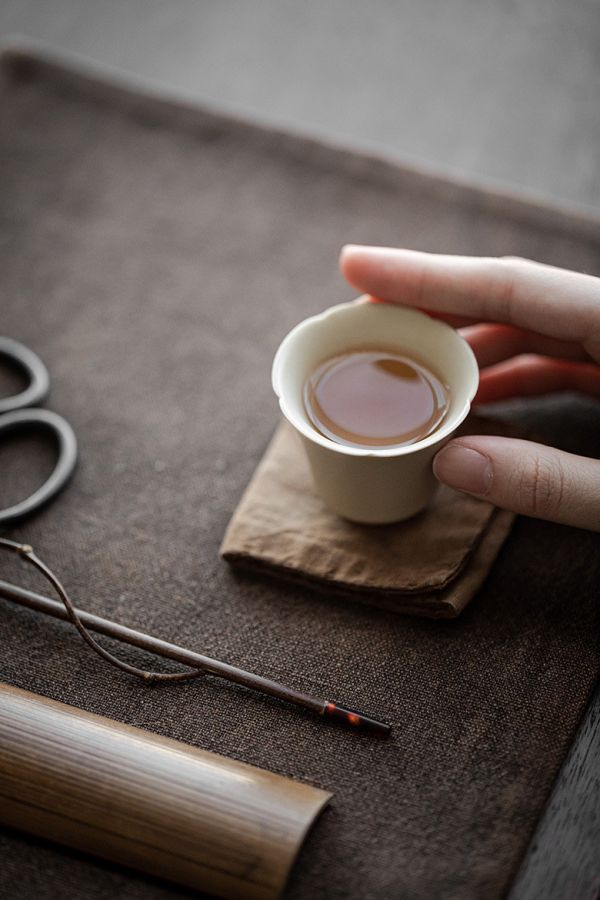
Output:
[0, 51, 599, 900]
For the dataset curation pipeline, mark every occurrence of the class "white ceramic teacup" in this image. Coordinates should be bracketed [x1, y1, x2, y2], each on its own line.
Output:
[272, 300, 479, 524]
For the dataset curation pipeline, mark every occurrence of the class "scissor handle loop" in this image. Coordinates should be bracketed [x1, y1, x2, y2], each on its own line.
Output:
[0, 336, 50, 413]
[0, 409, 78, 524]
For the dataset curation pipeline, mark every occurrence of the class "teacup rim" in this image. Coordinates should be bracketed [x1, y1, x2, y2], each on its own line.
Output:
[272, 301, 479, 458]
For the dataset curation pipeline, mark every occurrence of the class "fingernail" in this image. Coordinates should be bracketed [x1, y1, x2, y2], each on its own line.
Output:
[433, 444, 493, 495]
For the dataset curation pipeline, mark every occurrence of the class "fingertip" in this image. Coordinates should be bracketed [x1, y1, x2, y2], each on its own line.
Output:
[342, 245, 398, 261]
[433, 441, 493, 496]
[339, 244, 369, 288]
[339, 244, 367, 267]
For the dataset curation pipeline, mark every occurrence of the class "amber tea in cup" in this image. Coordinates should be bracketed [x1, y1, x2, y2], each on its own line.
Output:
[304, 347, 450, 449]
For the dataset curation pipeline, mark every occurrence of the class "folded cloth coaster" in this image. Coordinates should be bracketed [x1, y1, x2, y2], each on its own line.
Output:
[221, 419, 516, 618]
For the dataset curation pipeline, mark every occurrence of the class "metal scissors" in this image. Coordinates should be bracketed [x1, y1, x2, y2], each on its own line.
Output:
[0, 337, 77, 525]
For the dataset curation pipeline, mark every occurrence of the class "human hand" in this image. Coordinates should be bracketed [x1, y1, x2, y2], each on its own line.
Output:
[340, 246, 600, 531]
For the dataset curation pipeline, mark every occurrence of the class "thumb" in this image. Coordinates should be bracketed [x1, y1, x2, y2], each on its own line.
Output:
[433, 436, 600, 532]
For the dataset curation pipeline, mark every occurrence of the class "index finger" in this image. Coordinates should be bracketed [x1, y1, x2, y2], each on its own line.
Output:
[340, 246, 600, 355]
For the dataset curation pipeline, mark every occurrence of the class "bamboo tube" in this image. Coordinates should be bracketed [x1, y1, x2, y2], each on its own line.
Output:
[0, 684, 331, 900]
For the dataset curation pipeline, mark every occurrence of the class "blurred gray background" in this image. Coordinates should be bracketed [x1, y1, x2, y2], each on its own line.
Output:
[1, 0, 599, 215]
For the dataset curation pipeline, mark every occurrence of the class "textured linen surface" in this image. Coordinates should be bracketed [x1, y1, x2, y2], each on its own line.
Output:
[0, 51, 599, 900]
[221, 420, 516, 618]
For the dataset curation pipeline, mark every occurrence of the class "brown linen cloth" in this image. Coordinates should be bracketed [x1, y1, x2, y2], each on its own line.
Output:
[221, 420, 515, 618]
[1, 49, 599, 900]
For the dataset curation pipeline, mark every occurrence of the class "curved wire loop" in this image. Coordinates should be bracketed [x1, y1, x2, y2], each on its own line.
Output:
[0, 538, 204, 683]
